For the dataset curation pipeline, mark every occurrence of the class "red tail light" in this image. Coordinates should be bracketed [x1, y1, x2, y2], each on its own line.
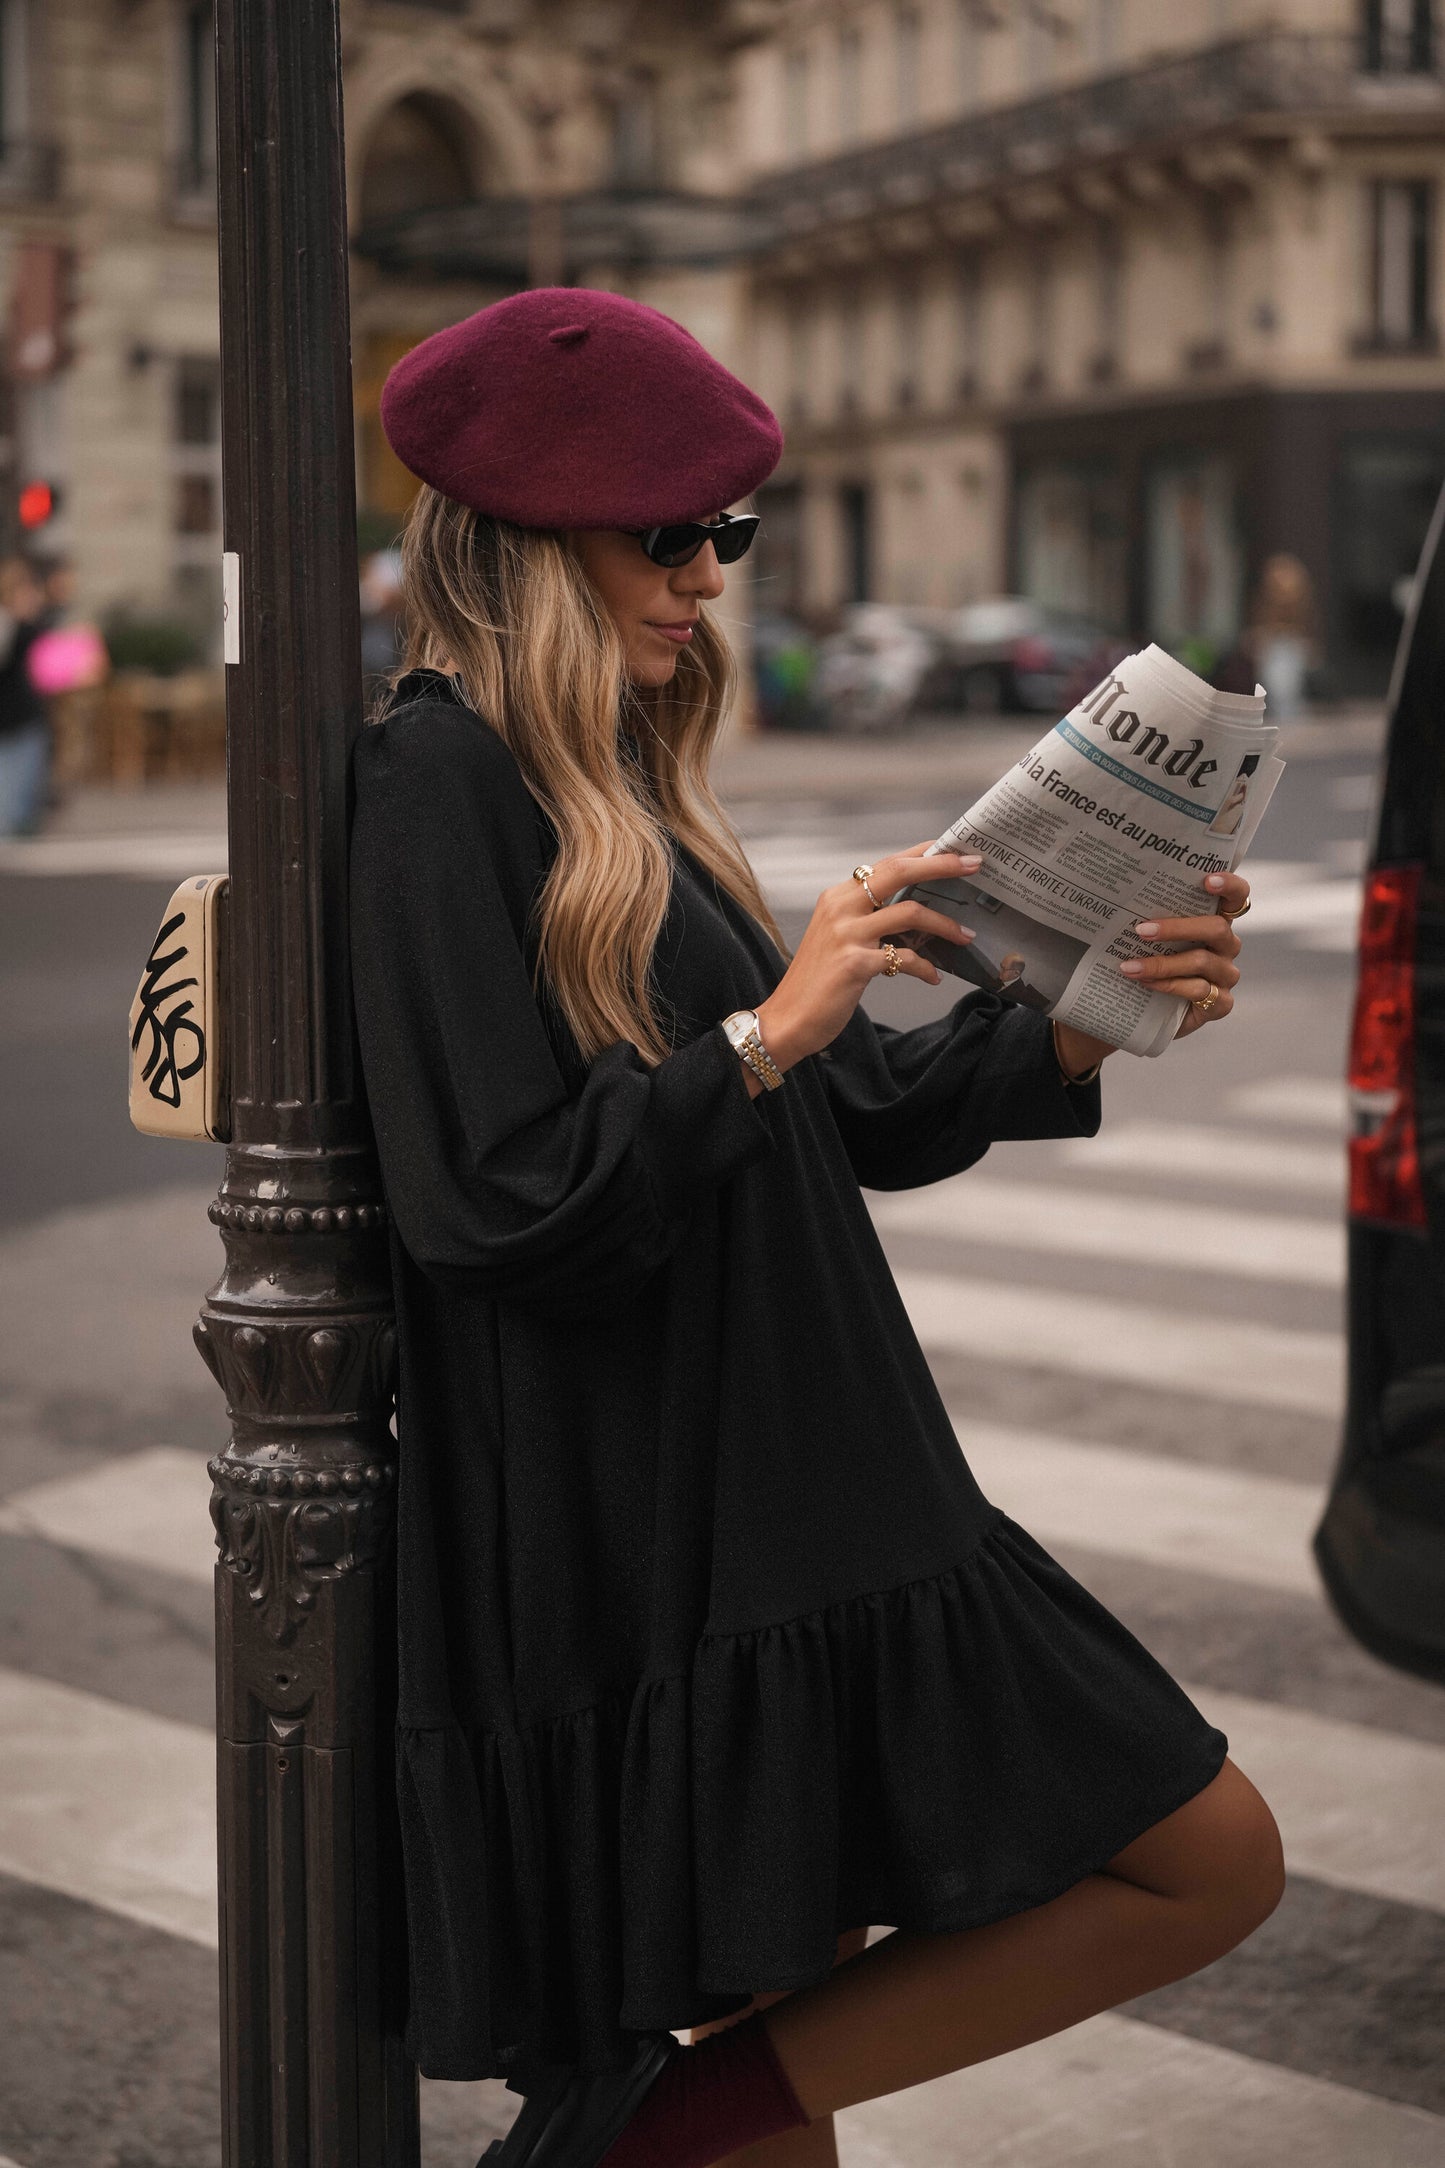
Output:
[1348, 863, 1427, 1229]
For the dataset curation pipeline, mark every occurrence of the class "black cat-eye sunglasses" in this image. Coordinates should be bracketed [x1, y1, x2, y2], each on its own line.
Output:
[629, 511, 761, 568]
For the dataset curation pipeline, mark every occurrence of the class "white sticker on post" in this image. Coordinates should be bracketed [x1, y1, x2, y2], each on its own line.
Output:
[222, 551, 241, 665]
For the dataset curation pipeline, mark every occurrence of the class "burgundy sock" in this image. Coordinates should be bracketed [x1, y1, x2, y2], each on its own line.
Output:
[597, 2012, 810, 2168]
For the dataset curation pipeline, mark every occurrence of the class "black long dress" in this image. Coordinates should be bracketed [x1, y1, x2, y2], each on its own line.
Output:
[348, 670, 1229, 2087]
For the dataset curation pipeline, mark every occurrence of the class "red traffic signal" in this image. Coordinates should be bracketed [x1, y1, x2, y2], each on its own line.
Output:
[18, 480, 54, 528]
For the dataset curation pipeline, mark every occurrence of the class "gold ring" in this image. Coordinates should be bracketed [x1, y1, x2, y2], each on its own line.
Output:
[1222, 896, 1251, 921]
[1192, 983, 1220, 1014]
[852, 864, 882, 911]
[881, 942, 902, 977]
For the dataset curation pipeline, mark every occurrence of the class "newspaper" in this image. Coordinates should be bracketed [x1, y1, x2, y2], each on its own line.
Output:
[898, 644, 1284, 1057]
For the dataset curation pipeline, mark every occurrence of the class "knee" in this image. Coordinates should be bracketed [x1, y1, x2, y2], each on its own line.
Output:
[1189, 1764, 1287, 1956]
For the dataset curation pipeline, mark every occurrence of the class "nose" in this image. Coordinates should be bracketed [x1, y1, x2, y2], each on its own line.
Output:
[671, 542, 725, 603]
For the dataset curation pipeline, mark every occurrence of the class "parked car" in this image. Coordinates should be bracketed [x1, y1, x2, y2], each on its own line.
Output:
[924, 598, 1124, 716]
[1313, 481, 1445, 1687]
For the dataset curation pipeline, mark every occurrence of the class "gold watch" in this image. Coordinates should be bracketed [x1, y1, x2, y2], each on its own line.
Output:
[721, 1009, 784, 1091]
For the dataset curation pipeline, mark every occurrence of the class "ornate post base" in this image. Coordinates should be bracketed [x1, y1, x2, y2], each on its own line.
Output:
[198, 1144, 418, 2166]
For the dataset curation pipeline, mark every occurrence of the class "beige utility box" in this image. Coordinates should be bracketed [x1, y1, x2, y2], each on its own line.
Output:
[128, 872, 230, 1142]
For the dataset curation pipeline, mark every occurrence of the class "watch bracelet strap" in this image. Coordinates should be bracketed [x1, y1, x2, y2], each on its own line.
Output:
[738, 1030, 784, 1090]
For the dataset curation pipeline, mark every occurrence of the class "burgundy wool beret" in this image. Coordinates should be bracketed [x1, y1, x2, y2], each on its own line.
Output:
[379, 287, 784, 531]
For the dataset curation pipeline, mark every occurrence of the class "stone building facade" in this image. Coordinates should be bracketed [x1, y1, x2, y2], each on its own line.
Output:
[4, 0, 1443, 690]
[0, 0, 771, 656]
[739, 0, 1445, 691]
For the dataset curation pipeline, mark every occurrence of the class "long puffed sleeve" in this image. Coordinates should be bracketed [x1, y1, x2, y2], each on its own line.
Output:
[819, 993, 1101, 1192]
[348, 700, 776, 1316]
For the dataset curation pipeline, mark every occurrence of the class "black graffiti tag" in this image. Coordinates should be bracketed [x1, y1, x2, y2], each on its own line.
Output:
[132, 911, 206, 1109]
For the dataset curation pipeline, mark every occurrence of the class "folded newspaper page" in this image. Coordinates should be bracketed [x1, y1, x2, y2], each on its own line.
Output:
[899, 644, 1284, 1057]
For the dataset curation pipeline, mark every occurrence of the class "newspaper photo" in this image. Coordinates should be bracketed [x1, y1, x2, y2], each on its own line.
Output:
[899, 644, 1284, 1057]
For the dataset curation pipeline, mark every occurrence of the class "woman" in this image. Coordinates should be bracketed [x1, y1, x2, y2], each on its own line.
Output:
[349, 290, 1278, 2168]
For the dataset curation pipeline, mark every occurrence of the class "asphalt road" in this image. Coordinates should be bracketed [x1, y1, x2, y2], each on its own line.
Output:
[2, 710, 1442, 2168]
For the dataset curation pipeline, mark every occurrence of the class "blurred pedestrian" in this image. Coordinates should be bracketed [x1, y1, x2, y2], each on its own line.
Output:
[1247, 553, 1315, 719]
[0, 556, 51, 835]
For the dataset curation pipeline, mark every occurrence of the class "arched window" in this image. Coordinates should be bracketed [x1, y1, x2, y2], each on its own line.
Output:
[358, 93, 475, 227]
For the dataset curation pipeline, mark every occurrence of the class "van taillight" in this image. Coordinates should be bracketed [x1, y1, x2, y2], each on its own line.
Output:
[1348, 863, 1427, 1229]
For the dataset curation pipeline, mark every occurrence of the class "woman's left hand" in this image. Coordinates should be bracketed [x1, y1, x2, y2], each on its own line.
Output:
[1121, 868, 1249, 1041]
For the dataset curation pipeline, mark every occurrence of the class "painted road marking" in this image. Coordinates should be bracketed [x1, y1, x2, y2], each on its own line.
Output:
[0, 1446, 213, 1586]
[870, 1176, 1343, 1288]
[897, 1270, 1342, 1416]
[838, 2006, 1445, 2167]
[1057, 1121, 1342, 1197]
[961, 1423, 1324, 1597]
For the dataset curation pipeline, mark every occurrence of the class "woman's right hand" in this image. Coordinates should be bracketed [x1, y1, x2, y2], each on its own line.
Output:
[755, 843, 982, 1073]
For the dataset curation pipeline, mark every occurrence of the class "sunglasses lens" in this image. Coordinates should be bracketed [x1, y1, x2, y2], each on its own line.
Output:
[711, 518, 760, 565]
[641, 516, 761, 567]
[647, 526, 705, 567]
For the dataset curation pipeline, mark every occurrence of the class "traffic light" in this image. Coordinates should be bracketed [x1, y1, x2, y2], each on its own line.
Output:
[18, 480, 57, 529]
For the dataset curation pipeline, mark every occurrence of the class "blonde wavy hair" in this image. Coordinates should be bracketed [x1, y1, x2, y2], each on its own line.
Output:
[392, 486, 787, 1067]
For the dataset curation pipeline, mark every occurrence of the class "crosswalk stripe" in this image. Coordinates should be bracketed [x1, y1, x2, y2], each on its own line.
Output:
[1187, 1682, 1445, 1913]
[963, 1423, 1324, 1595]
[0, 1666, 216, 1948]
[1057, 1121, 1342, 1197]
[897, 1269, 1343, 1415]
[0, 1445, 213, 1585]
[870, 1176, 1344, 1288]
[0, 1423, 1329, 1606]
[837, 2007, 1445, 2167]
[0, 834, 228, 879]
[0, 1641, 1440, 1958]
[1226, 1076, 1348, 1130]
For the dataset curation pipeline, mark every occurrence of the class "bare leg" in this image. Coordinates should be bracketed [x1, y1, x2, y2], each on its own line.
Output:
[686, 1928, 871, 2168]
[762, 1758, 1285, 2121]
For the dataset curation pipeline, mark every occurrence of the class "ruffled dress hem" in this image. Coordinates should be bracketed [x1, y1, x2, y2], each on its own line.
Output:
[396, 1507, 1229, 2083]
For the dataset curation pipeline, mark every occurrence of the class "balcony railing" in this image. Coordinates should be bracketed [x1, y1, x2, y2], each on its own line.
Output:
[352, 186, 770, 282]
[752, 32, 1445, 238]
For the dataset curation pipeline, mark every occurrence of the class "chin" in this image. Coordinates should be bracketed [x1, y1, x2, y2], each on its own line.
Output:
[628, 651, 681, 689]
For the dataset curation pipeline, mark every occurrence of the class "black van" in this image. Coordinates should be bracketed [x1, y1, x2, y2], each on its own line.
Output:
[1314, 485, 1445, 1688]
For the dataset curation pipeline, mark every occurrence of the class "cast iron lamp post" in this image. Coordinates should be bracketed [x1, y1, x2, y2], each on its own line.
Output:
[199, 2, 418, 2158]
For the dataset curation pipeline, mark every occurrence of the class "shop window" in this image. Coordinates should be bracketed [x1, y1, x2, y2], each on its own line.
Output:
[1362, 0, 1434, 73]
[1365, 179, 1436, 349]
[1336, 437, 1445, 677]
[1145, 453, 1242, 658]
[1016, 463, 1127, 630]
